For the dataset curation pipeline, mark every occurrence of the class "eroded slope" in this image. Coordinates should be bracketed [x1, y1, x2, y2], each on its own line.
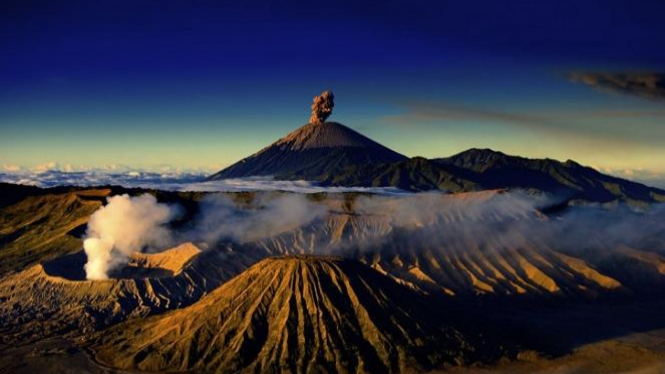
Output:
[94, 256, 508, 373]
[0, 190, 107, 275]
[0, 243, 252, 345]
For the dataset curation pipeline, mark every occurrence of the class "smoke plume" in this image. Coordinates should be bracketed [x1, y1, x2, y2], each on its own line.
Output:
[82, 193, 327, 279]
[309, 90, 335, 124]
[319, 191, 549, 254]
[193, 193, 328, 244]
[83, 194, 181, 280]
[81, 189, 664, 287]
[338, 192, 665, 274]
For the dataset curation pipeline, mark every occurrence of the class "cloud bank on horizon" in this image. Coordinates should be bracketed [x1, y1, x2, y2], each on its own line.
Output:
[0, 170, 409, 194]
[2, 1, 665, 180]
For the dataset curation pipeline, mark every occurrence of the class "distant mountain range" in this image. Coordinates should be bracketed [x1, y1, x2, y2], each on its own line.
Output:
[208, 121, 665, 204]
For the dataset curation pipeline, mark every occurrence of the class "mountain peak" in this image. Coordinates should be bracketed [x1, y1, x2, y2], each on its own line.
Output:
[451, 148, 509, 160]
[207, 121, 406, 181]
[206, 90, 408, 181]
[276, 121, 394, 151]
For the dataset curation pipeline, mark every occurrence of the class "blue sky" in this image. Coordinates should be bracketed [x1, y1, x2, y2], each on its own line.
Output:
[1, 0, 664, 185]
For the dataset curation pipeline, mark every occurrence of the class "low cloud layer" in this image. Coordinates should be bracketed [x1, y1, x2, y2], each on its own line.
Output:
[3, 169, 665, 191]
[0, 172, 408, 194]
[0, 170, 205, 189]
[569, 72, 665, 101]
[179, 178, 407, 194]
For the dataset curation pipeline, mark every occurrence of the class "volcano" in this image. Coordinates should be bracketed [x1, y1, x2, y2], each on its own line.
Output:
[205, 125, 665, 204]
[206, 121, 407, 181]
[203, 92, 665, 204]
[93, 256, 507, 373]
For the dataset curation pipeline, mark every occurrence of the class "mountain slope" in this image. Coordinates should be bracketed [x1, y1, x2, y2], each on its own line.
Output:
[434, 148, 665, 204]
[93, 256, 507, 373]
[206, 123, 664, 204]
[0, 182, 44, 209]
[0, 190, 106, 275]
[322, 156, 479, 192]
[0, 243, 254, 345]
[326, 148, 665, 202]
[247, 191, 642, 299]
[207, 122, 407, 181]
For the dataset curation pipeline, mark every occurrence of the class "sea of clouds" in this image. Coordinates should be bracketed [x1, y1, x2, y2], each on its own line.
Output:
[0, 170, 407, 194]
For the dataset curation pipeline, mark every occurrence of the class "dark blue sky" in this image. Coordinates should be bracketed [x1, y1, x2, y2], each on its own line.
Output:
[1, 0, 664, 181]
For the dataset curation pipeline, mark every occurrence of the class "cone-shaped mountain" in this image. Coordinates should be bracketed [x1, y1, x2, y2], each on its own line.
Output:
[206, 121, 407, 181]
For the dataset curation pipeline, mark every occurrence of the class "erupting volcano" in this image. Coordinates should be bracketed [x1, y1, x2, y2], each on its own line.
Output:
[206, 91, 407, 181]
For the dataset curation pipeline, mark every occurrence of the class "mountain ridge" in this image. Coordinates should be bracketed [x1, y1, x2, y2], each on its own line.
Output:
[434, 148, 665, 203]
[206, 122, 665, 204]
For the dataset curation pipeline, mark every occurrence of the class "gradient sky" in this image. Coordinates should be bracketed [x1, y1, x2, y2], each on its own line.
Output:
[1, 0, 664, 184]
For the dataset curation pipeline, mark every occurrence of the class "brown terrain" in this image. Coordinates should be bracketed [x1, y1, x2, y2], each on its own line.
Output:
[1, 184, 665, 373]
[94, 256, 510, 373]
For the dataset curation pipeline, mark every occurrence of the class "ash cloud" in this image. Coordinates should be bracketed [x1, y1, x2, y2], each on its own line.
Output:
[309, 90, 335, 124]
[569, 72, 665, 101]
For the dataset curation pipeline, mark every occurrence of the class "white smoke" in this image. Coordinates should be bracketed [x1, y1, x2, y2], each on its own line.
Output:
[352, 190, 543, 227]
[82, 193, 327, 279]
[83, 194, 181, 280]
[193, 193, 328, 244]
[313, 191, 550, 254]
[80, 189, 665, 282]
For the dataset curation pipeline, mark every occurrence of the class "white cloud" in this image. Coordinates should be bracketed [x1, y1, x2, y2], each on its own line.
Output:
[603, 168, 665, 189]
[2, 164, 22, 172]
[2, 165, 662, 192]
[0, 171, 407, 194]
[178, 178, 408, 194]
[31, 161, 59, 173]
[0, 170, 203, 189]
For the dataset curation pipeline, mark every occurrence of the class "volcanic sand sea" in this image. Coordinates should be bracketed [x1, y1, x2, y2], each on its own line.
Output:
[0, 338, 126, 374]
[2, 329, 664, 374]
[445, 329, 665, 374]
